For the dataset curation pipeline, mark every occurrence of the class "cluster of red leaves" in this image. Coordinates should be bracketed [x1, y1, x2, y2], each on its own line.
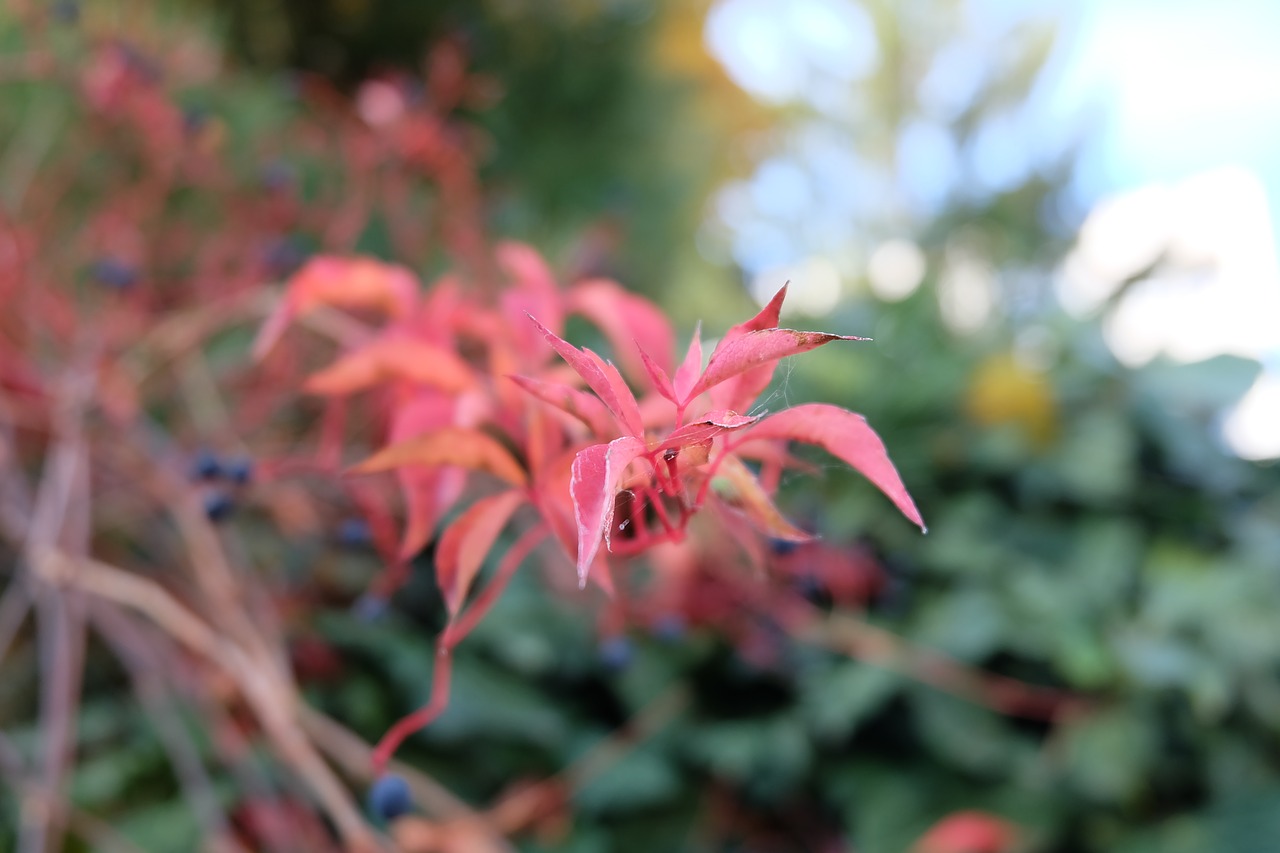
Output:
[256, 245, 925, 769]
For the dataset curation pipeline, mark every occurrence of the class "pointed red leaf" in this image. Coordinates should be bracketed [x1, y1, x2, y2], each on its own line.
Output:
[638, 347, 677, 403]
[569, 436, 648, 585]
[507, 374, 616, 438]
[528, 316, 644, 437]
[727, 283, 788, 340]
[253, 256, 419, 358]
[569, 278, 675, 384]
[351, 426, 527, 487]
[435, 489, 526, 618]
[698, 284, 789, 410]
[389, 394, 466, 558]
[672, 322, 703, 401]
[739, 404, 924, 530]
[656, 409, 761, 454]
[302, 336, 475, 395]
[688, 329, 866, 404]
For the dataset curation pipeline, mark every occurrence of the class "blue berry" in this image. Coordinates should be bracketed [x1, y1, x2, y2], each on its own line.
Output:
[367, 774, 413, 822]
[351, 594, 388, 623]
[259, 161, 296, 192]
[89, 258, 138, 290]
[182, 106, 209, 135]
[768, 538, 800, 556]
[598, 635, 634, 672]
[223, 456, 253, 485]
[203, 491, 234, 523]
[191, 449, 222, 481]
[337, 518, 373, 549]
[262, 237, 306, 276]
[652, 614, 686, 643]
[52, 1, 79, 23]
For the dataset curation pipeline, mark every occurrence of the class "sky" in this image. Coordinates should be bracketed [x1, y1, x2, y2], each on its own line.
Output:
[704, 0, 1280, 458]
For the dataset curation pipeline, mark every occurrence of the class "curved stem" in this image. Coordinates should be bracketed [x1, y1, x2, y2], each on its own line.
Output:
[372, 648, 453, 775]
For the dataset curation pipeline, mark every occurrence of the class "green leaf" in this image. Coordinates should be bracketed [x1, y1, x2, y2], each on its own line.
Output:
[573, 744, 682, 815]
[1060, 707, 1156, 803]
[799, 660, 899, 742]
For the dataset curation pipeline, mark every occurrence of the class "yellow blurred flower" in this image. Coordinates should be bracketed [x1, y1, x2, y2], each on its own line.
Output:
[964, 352, 1058, 447]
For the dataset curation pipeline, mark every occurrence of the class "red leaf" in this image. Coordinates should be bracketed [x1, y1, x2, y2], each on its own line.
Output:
[701, 284, 788, 411]
[728, 282, 788, 338]
[912, 811, 1019, 853]
[528, 316, 644, 437]
[507, 374, 617, 438]
[638, 347, 677, 404]
[389, 395, 467, 559]
[302, 336, 475, 395]
[569, 278, 675, 385]
[688, 329, 866, 404]
[352, 426, 527, 487]
[656, 409, 761, 454]
[253, 256, 419, 358]
[740, 404, 925, 530]
[435, 489, 526, 618]
[569, 436, 648, 585]
[672, 323, 703, 402]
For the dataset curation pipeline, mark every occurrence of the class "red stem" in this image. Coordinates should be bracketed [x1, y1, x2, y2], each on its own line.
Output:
[371, 647, 453, 774]
[443, 523, 548, 649]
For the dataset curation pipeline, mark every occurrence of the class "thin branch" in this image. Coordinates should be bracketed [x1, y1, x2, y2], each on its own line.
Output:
[32, 550, 387, 852]
[91, 604, 247, 853]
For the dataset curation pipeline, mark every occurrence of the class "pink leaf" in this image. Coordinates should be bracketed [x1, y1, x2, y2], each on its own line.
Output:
[699, 285, 789, 410]
[912, 811, 1019, 853]
[435, 489, 526, 619]
[351, 426, 527, 487]
[390, 394, 467, 559]
[253, 256, 419, 359]
[569, 278, 675, 384]
[672, 322, 703, 402]
[728, 283, 788, 339]
[656, 409, 761, 454]
[569, 436, 648, 586]
[528, 316, 644, 437]
[739, 404, 925, 530]
[688, 329, 866, 405]
[638, 347, 677, 404]
[507, 374, 617, 438]
[301, 336, 475, 395]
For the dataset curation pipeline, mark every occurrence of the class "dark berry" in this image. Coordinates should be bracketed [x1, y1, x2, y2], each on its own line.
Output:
[223, 456, 253, 485]
[367, 774, 413, 822]
[190, 449, 222, 481]
[182, 106, 209, 134]
[337, 518, 373, 549]
[351, 594, 388, 623]
[259, 161, 296, 192]
[794, 573, 827, 605]
[52, 1, 79, 23]
[89, 258, 138, 289]
[768, 538, 800, 556]
[597, 635, 634, 672]
[203, 491, 234, 523]
[652, 613, 686, 643]
[262, 237, 306, 276]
